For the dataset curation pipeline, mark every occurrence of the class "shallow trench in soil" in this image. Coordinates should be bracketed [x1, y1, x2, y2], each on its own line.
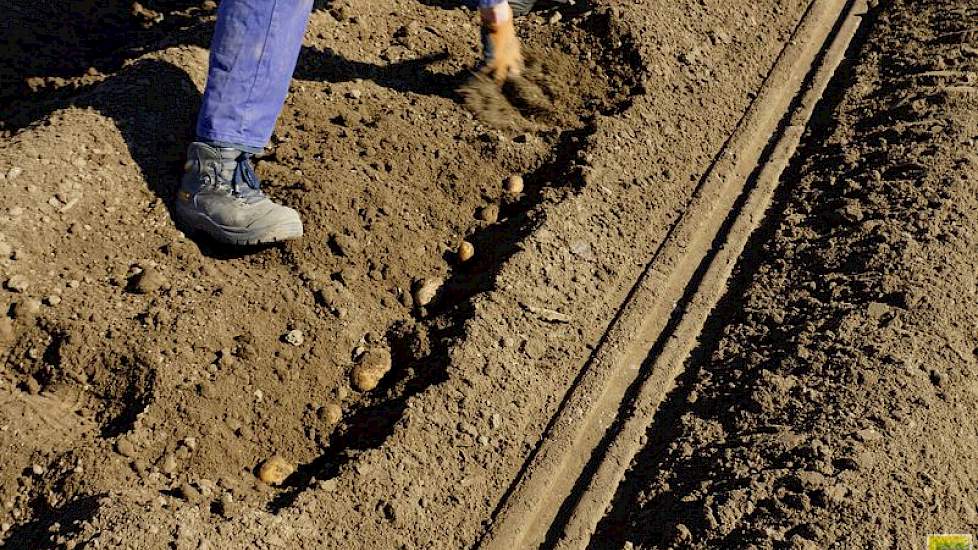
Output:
[593, 1, 978, 548]
[1, 0, 824, 547]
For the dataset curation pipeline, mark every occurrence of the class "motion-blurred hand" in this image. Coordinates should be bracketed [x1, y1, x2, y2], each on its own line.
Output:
[480, 2, 523, 83]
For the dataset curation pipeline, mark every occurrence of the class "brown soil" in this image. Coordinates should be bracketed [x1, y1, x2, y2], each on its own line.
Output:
[0, 0, 627, 540]
[0, 0, 804, 542]
[593, 0, 978, 547]
[4, 0, 974, 548]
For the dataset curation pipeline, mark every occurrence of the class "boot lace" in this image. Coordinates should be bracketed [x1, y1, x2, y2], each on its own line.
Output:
[230, 153, 263, 197]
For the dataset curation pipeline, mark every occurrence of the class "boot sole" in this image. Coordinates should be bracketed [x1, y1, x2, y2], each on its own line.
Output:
[175, 203, 303, 246]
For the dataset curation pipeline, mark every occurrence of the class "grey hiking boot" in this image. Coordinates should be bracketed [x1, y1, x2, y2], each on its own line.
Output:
[175, 142, 303, 245]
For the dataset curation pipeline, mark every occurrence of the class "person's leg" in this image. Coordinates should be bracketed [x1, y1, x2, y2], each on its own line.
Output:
[196, 0, 315, 149]
[176, 0, 313, 245]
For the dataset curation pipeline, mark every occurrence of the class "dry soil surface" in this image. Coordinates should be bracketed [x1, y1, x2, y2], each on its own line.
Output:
[593, 0, 978, 548]
[2, 0, 975, 548]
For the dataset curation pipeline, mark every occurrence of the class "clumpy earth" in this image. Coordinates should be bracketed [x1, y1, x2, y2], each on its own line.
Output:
[4, 0, 976, 548]
[595, 0, 978, 548]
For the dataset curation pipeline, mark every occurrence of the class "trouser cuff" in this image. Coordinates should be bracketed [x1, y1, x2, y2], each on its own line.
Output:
[197, 139, 264, 155]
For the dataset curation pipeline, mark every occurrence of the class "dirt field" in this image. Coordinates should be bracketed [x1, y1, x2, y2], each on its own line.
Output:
[592, 1, 978, 547]
[1, 0, 976, 548]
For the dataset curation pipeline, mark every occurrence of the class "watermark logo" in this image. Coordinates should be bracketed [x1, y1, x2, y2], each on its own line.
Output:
[928, 534, 973, 550]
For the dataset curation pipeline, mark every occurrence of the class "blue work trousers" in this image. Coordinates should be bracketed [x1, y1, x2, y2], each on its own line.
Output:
[196, 0, 315, 150]
[196, 0, 508, 151]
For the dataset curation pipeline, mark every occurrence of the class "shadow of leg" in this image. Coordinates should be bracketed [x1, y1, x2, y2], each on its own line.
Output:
[294, 46, 466, 99]
[0, 0, 213, 130]
[73, 59, 201, 205]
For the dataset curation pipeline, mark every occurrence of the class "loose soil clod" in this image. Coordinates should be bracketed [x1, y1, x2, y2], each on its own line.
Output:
[476, 204, 500, 223]
[320, 402, 343, 426]
[130, 268, 166, 294]
[413, 278, 443, 308]
[5, 275, 29, 293]
[11, 299, 40, 319]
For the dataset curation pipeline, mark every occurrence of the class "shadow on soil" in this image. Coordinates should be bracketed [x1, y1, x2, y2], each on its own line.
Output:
[294, 48, 468, 99]
[4, 51, 462, 259]
[0, 0, 212, 129]
[1, 495, 102, 550]
[6, 58, 249, 259]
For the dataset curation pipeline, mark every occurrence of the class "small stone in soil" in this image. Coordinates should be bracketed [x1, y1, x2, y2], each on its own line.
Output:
[12, 299, 41, 319]
[284, 329, 305, 346]
[5, 275, 29, 292]
[490, 413, 502, 430]
[351, 347, 392, 392]
[855, 428, 882, 442]
[328, 233, 359, 257]
[116, 439, 137, 458]
[178, 482, 202, 503]
[0, 318, 14, 345]
[161, 454, 178, 475]
[217, 493, 237, 518]
[476, 205, 500, 223]
[503, 175, 524, 194]
[318, 478, 338, 491]
[319, 402, 343, 426]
